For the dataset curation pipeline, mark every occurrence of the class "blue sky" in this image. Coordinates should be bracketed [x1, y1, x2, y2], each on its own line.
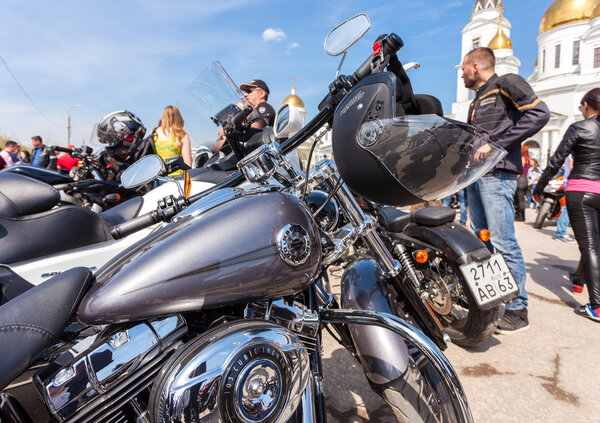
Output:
[0, 0, 546, 149]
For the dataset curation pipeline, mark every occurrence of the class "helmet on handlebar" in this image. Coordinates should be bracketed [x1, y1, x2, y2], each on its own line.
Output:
[332, 72, 504, 206]
[97, 110, 146, 162]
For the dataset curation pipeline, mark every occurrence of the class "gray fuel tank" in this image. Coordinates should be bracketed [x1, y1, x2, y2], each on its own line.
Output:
[77, 192, 321, 325]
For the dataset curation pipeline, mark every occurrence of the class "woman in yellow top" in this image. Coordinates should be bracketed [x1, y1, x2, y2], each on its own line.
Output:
[154, 105, 192, 175]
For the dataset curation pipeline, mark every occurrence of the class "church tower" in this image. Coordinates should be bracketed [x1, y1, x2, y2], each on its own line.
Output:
[450, 0, 521, 121]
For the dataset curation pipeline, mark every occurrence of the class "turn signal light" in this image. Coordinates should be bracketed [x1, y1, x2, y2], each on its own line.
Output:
[413, 250, 428, 263]
[479, 229, 491, 242]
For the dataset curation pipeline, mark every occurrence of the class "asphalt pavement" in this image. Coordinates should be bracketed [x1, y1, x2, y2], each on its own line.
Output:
[321, 206, 600, 422]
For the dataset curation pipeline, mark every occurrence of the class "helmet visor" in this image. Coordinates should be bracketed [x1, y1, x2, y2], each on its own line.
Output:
[357, 115, 506, 201]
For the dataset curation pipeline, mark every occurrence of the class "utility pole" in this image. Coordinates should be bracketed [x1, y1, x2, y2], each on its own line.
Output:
[68, 105, 81, 146]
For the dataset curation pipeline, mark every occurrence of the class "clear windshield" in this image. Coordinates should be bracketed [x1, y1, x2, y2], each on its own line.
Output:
[358, 115, 506, 200]
[177, 61, 253, 151]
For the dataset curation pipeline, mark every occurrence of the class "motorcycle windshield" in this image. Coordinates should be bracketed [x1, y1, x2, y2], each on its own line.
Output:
[358, 115, 506, 200]
[177, 61, 253, 151]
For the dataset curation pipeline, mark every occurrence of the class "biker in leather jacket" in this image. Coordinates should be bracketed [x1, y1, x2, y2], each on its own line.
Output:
[534, 88, 600, 321]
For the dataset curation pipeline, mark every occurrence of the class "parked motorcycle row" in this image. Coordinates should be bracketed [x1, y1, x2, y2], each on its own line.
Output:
[1, 14, 519, 422]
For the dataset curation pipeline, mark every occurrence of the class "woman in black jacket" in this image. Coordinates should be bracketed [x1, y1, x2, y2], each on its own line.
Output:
[534, 88, 600, 322]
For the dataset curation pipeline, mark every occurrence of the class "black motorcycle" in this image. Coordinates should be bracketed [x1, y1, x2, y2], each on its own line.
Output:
[533, 175, 565, 229]
[0, 15, 502, 422]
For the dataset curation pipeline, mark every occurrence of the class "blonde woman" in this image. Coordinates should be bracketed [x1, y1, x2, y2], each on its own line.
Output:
[154, 106, 192, 175]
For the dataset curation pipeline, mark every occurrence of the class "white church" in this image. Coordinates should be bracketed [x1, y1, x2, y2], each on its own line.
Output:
[451, 0, 600, 166]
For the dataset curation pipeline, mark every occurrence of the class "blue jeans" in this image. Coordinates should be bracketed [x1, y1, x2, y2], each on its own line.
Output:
[555, 205, 570, 237]
[466, 172, 528, 310]
[442, 189, 467, 224]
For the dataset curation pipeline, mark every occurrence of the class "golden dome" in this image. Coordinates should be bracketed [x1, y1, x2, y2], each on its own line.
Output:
[539, 0, 597, 34]
[488, 2, 513, 50]
[282, 78, 305, 108]
[593, 0, 600, 18]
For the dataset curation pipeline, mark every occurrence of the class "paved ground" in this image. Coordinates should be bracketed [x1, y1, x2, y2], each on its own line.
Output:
[321, 207, 600, 422]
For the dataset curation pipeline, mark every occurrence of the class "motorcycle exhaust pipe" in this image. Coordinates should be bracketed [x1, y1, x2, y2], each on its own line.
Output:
[319, 309, 473, 423]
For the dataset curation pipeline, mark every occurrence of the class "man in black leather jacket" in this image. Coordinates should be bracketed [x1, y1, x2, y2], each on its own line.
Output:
[534, 88, 600, 322]
[462, 47, 550, 334]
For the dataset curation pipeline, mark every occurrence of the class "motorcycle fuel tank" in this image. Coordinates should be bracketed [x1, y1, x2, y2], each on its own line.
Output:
[77, 191, 321, 325]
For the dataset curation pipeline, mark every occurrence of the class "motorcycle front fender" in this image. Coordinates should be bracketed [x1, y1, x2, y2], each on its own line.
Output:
[340, 258, 410, 385]
[403, 222, 491, 265]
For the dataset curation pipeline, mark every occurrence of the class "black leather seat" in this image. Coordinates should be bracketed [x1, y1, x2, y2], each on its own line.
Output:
[187, 167, 238, 184]
[100, 195, 144, 227]
[0, 267, 93, 390]
[0, 173, 113, 264]
[412, 206, 456, 226]
[376, 206, 413, 233]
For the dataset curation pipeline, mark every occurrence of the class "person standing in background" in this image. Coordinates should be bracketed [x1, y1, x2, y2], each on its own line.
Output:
[534, 88, 600, 321]
[461, 47, 550, 334]
[514, 145, 530, 222]
[0, 141, 23, 167]
[153, 106, 192, 175]
[30, 136, 57, 170]
[553, 155, 575, 243]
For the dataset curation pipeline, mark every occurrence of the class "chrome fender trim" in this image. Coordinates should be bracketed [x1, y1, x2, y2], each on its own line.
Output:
[320, 309, 473, 423]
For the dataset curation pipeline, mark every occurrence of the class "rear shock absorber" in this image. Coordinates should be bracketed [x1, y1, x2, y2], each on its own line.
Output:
[393, 243, 422, 290]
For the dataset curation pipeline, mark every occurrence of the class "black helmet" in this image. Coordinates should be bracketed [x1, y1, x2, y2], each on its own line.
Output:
[97, 110, 146, 161]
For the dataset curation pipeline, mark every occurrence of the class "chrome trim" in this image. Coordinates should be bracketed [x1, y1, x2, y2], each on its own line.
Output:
[237, 143, 279, 183]
[267, 299, 320, 338]
[277, 223, 312, 266]
[301, 373, 316, 423]
[172, 187, 244, 221]
[37, 316, 186, 420]
[154, 323, 309, 423]
[319, 309, 473, 423]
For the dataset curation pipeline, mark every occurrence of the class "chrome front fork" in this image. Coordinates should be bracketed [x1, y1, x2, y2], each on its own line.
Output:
[315, 160, 401, 278]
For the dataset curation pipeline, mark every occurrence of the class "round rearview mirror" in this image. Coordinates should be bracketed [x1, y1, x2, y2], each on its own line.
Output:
[324, 14, 371, 56]
[121, 154, 166, 189]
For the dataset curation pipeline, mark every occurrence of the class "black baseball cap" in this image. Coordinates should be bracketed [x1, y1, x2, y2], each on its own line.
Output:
[240, 79, 270, 95]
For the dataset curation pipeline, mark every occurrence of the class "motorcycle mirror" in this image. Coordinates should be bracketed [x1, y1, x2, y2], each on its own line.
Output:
[120, 154, 166, 189]
[274, 104, 305, 139]
[324, 13, 371, 56]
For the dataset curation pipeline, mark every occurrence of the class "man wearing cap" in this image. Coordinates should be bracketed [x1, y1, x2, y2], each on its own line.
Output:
[239, 79, 275, 128]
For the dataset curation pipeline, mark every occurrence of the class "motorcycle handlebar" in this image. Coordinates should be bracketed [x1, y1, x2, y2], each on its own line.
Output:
[233, 106, 253, 128]
[110, 211, 161, 239]
[52, 145, 75, 154]
[351, 33, 404, 84]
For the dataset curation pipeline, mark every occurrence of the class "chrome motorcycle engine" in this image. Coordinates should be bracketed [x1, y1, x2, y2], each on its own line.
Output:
[34, 315, 186, 421]
[149, 320, 310, 423]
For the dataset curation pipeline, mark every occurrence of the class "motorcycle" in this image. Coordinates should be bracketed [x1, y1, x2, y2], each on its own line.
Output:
[0, 14, 483, 422]
[3, 145, 140, 211]
[533, 175, 566, 229]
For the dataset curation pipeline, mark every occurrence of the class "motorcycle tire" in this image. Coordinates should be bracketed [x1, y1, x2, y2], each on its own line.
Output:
[376, 345, 460, 423]
[424, 257, 498, 347]
[533, 200, 552, 229]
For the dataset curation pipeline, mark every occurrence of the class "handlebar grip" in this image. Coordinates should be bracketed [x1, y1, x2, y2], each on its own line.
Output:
[351, 33, 404, 84]
[110, 211, 161, 239]
[233, 106, 253, 127]
[52, 145, 74, 154]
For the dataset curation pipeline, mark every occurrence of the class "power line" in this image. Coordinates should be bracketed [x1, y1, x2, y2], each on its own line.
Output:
[0, 54, 60, 127]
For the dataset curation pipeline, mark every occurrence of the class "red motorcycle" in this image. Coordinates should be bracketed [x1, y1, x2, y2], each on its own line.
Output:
[533, 176, 566, 229]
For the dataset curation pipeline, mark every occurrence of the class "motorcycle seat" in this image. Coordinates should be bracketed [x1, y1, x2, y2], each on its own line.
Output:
[0, 205, 113, 264]
[0, 172, 60, 217]
[100, 195, 144, 227]
[412, 206, 455, 226]
[376, 206, 413, 232]
[0, 267, 93, 390]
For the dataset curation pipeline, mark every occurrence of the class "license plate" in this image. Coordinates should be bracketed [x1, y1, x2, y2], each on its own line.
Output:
[460, 253, 518, 307]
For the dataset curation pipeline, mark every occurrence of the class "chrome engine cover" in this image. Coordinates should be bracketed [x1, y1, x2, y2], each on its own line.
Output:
[150, 320, 310, 423]
[34, 315, 186, 421]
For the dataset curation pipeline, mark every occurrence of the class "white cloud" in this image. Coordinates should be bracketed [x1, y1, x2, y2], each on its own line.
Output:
[262, 28, 286, 42]
[285, 42, 301, 55]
